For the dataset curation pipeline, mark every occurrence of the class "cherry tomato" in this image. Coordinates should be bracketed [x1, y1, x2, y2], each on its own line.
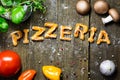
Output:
[0, 50, 21, 77]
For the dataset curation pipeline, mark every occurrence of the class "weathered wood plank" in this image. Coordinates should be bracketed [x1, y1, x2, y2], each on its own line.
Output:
[56, 0, 89, 79]
[90, 0, 120, 80]
[57, 0, 74, 79]
[0, 19, 31, 80]
[29, 0, 59, 79]
[68, 0, 89, 80]
[1, 0, 120, 80]
[0, 0, 90, 79]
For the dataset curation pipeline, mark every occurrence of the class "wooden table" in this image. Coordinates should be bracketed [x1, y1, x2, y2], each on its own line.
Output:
[0, 0, 120, 80]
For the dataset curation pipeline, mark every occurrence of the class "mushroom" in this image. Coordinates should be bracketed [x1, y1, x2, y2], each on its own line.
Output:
[76, 0, 90, 15]
[100, 60, 116, 76]
[94, 0, 109, 14]
[102, 8, 120, 24]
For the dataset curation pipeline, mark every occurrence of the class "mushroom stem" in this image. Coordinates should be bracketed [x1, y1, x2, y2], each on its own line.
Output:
[102, 15, 113, 24]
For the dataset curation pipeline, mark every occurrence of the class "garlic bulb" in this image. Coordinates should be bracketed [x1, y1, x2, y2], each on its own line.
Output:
[100, 60, 116, 76]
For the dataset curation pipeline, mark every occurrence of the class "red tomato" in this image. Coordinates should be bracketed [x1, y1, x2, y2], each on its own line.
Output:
[0, 50, 21, 77]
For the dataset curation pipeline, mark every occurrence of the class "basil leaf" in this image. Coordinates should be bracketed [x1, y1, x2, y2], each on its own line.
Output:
[1, 0, 12, 6]
[13, 0, 21, 6]
[1, 0, 21, 6]
[0, 17, 6, 23]
[0, 6, 6, 14]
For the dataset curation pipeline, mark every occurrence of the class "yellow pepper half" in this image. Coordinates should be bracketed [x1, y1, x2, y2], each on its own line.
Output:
[42, 65, 62, 80]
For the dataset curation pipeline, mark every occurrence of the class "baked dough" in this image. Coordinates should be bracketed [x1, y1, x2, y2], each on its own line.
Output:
[11, 31, 22, 46]
[23, 29, 29, 44]
[74, 23, 88, 40]
[31, 26, 45, 41]
[60, 25, 72, 41]
[88, 27, 97, 43]
[97, 30, 111, 44]
[44, 22, 58, 38]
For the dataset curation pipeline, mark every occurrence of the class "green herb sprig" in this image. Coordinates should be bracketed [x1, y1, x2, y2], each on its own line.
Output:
[0, 0, 46, 32]
[0, 0, 46, 13]
[20, 0, 46, 13]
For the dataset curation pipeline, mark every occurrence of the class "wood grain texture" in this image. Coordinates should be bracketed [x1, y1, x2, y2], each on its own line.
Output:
[0, 0, 120, 80]
[90, 0, 120, 80]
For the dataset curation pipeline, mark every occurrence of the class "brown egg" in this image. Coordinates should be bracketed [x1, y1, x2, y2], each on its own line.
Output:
[76, 0, 90, 15]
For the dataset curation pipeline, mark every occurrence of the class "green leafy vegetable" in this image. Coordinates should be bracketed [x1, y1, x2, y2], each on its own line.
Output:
[13, 0, 22, 6]
[0, 17, 6, 22]
[0, 6, 6, 14]
[20, 0, 46, 13]
[1, 0, 21, 6]
[11, 6, 25, 24]
[1, 0, 46, 13]
[1, 0, 13, 6]
[0, 0, 46, 31]
[0, 17, 9, 32]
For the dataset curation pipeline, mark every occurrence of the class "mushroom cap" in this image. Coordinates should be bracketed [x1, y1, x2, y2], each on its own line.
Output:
[109, 8, 120, 22]
[94, 0, 109, 14]
[76, 0, 90, 15]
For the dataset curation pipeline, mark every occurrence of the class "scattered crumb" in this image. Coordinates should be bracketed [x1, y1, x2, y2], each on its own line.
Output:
[95, 61, 99, 66]
[7, 45, 10, 48]
[84, 58, 87, 62]
[50, 60, 53, 63]
[56, 62, 60, 65]
[88, 77, 91, 80]
[88, 72, 90, 75]
[81, 67, 85, 75]
[112, 55, 114, 58]
[38, 61, 41, 64]
[80, 59, 82, 62]
[57, 52, 61, 56]
[59, 48, 63, 51]
[79, 48, 82, 51]
[62, 4, 68, 9]
[99, 57, 102, 60]
[70, 61, 76, 67]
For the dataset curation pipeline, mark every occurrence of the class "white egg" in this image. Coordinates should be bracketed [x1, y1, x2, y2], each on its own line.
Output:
[100, 60, 116, 76]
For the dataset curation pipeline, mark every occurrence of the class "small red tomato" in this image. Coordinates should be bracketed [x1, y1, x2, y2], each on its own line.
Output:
[0, 50, 21, 77]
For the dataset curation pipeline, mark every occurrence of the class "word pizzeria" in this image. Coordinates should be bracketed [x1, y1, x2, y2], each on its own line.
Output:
[10, 22, 111, 46]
